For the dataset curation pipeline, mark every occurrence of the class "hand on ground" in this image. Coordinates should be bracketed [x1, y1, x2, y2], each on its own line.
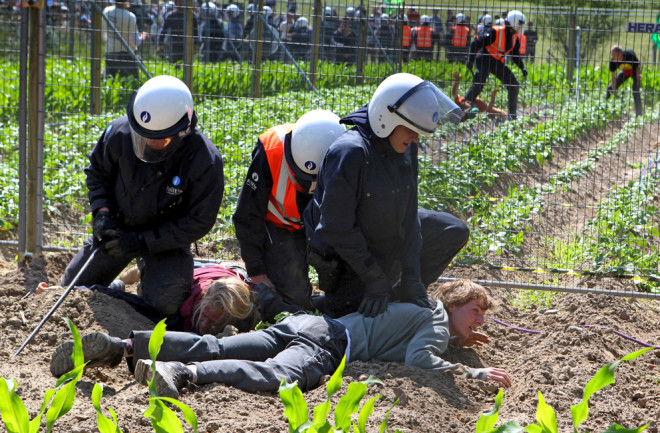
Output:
[462, 331, 491, 347]
[484, 367, 511, 388]
[248, 274, 275, 290]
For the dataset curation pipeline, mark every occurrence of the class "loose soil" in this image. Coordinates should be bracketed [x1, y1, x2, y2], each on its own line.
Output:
[1, 116, 660, 432]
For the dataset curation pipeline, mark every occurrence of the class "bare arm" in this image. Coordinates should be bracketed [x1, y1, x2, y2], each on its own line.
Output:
[610, 70, 617, 95]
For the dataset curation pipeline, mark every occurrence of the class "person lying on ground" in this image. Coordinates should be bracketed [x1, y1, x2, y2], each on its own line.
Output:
[50, 279, 511, 397]
[451, 71, 507, 121]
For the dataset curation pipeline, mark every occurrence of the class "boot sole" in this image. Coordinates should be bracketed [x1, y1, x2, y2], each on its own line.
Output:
[49, 332, 123, 377]
[134, 359, 181, 399]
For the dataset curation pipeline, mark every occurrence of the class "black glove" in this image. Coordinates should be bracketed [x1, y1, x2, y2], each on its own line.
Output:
[308, 250, 341, 294]
[93, 210, 118, 245]
[358, 276, 390, 318]
[102, 230, 145, 257]
[522, 68, 528, 78]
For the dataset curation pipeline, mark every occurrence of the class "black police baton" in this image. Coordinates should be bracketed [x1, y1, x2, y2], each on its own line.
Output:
[12, 246, 100, 358]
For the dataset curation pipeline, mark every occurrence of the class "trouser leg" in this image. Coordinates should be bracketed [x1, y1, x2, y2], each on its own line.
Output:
[263, 222, 313, 309]
[139, 248, 193, 316]
[131, 315, 346, 392]
[465, 56, 491, 103]
[491, 61, 520, 119]
[418, 208, 470, 286]
[61, 237, 133, 287]
[632, 74, 643, 116]
[606, 72, 627, 99]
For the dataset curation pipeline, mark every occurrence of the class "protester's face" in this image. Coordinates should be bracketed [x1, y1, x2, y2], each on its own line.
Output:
[448, 299, 486, 341]
[198, 305, 228, 335]
[611, 51, 623, 62]
[388, 125, 419, 153]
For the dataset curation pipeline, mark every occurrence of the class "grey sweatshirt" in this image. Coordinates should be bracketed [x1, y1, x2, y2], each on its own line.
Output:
[337, 301, 488, 380]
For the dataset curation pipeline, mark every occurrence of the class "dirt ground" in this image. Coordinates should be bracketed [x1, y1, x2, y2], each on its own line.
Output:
[0, 252, 658, 433]
[1, 115, 660, 432]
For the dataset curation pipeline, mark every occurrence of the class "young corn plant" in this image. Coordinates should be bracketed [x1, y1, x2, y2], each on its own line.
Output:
[92, 384, 123, 433]
[0, 319, 85, 433]
[143, 319, 199, 433]
[475, 347, 653, 433]
[278, 356, 402, 433]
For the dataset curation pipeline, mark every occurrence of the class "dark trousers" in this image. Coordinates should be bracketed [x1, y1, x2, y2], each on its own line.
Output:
[466, 54, 520, 118]
[105, 52, 140, 78]
[61, 236, 193, 316]
[130, 314, 347, 392]
[606, 71, 643, 116]
[262, 222, 313, 310]
[312, 209, 469, 318]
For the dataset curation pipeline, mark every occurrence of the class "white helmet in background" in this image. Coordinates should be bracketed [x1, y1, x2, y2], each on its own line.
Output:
[247, 3, 256, 15]
[285, 110, 346, 191]
[201, 2, 218, 20]
[506, 10, 525, 33]
[323, 6, 332, 16]
[127, 75, 195, 163]
[294, 16, 309, 30]
[455, 13, 466, 24]
[481, 14, 492, 26]
[420, 15, 431, 25]
[495, 17, 506, 26]
[345, 6, 354, 17]
[226, 3, 240, 19]
[262, 5, 272, 18]
[368, 73, 461, 138]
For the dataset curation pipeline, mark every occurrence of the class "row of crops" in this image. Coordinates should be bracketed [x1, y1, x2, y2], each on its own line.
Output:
[1, 58, 659, 290]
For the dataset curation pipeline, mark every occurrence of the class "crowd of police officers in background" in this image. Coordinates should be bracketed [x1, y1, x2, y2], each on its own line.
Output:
[3, 0, 539, 69]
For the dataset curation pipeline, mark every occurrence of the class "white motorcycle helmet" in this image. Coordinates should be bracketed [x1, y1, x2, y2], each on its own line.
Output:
[226, 3, 240, 19]
[201, 2, 218, 20]
[285, 110, 346, 192]
[127, 75, 195, 163]
[482, 14, 492, 26]
[506, 10, 525, 33]
[368, 73, 461, 138]
[455, 13, 466, 24]
[262, 5, 272, 19]
[294, 16, 309, 31]
[420, 15, 431, 25]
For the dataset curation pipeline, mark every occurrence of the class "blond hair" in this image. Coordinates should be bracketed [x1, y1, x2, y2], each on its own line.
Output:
[430, 279, 497, 311]
[192, 277, 254, 333]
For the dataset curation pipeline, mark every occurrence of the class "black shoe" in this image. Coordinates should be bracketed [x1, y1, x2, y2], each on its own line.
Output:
[50, 332, 124, 377]
[134, 360, 192, 398]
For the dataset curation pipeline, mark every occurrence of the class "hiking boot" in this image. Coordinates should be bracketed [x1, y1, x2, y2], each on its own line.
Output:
[50, 332, 124, 377]
[134, 359, 192, 398]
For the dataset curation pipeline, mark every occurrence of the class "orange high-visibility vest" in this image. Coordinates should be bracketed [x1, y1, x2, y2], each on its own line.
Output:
[451, 25, 469, 47]
[260, 124, 302, 231]
[416, 26, 433, 48]
[402, 25, 411, 47]
[485, 25, 513, 63]
[516, 33, 527, 55]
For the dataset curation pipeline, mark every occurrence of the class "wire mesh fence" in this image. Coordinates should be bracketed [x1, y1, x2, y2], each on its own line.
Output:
[1, 0, 660, 296]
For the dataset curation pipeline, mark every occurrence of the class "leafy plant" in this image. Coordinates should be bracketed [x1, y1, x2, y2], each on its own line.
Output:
[278, 355, 402, 433]
[143, 319, 199, 433]
[92, 384, 123, 433]
[0, 319, 85, 433]
[475, 347, 653, 433]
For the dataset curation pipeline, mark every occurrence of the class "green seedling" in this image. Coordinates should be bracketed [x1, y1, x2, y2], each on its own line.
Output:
[475, 347, 653, 433]
[0, 319, 85, 433]
[143, 319, 199, 433]
[92, 384, 123, 433]
[278, 355, 402, 433]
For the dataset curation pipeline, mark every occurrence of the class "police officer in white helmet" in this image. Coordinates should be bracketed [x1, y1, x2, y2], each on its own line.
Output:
[233, 110, 346, 319]
[305, 73, 469, 318]
[60, 75, 225, 323]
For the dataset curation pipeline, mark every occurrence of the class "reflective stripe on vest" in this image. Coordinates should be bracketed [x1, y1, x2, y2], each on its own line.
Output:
[416, 26, 433, 48]
[485, 25, 512, 63]
[402, 25, 411, 47]
[451, 25, 469, 47]
[261, 124, 302, 231]
[517, 33, 527, 55]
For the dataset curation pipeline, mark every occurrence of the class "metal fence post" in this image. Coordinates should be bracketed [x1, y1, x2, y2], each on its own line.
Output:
[251, 0, 264, 98]
[575, 26, 581, 101]
[310, 0, 322, 88]
[90, 3, 102, 115]
[566, 6, 577, 84]
[183, 0, 194, 89]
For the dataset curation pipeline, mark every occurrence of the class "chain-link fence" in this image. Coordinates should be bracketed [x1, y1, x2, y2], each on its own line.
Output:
[2, 0, 660, 297]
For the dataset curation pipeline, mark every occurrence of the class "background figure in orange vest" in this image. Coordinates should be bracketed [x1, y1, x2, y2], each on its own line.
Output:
[451, 72, 507, 121]
[233, 111, 346, 313]
[465, 10, 527, 120]
[447, 13, 470, 63]
[523, 21, 538, 63]
[397, 14, 411, 61]
[411, 15, 437, 61]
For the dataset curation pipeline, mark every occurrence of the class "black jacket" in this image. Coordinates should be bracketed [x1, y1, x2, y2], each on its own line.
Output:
[232, 132, 311, 276]
[86, 116, 224, 254]
[469, 25, 525, 70]
[304, 106, 422, 288]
